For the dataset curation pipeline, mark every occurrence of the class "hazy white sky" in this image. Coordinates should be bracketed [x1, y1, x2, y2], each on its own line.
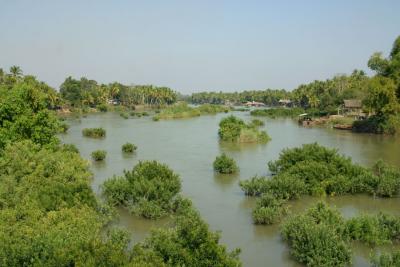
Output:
[1, 0, 399, 93]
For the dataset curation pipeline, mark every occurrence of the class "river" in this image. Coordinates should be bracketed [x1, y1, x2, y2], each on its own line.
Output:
[60, 111, 400, 267]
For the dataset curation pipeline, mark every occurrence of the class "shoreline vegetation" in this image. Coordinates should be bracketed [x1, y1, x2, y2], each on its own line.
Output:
[55, 36, 399, 135]
[0, 67, 242, 266]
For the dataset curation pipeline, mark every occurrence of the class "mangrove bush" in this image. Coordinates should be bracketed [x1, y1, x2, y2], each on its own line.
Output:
[91, 150, 106, 161]
[122, 142, 137, 153]
[82, 127, 106, 138]
[102, 160, 181, 219]
[213, 153, 239, 174]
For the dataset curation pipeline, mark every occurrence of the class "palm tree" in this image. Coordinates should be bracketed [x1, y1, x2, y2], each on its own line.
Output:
[10, 65, 22, 78]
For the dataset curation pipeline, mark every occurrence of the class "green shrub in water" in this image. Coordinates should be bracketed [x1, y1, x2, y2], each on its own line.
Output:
[122, 142, 137, 153]
[82, 128, 106, 138]
[213, 153, 239, 174]
[91, 150, 106, 161]
[120, 112, 129, 119]
[102, 160, 181, 219]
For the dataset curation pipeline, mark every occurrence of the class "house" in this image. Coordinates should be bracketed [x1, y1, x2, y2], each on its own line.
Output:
[107, 99, 120, 105]
[244, 101, 266, 107]
[343, 99, 363, 117]
[278, 99, 292, 107]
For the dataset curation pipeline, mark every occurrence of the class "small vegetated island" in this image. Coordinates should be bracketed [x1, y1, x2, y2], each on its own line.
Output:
[82, 127, 106, 138]
[153, 102, 229, 120]
[91, 150, 107, 161]
[218, 115, 271, 143]
[121, 142, 137, 153]
[213, 153, 239, 174]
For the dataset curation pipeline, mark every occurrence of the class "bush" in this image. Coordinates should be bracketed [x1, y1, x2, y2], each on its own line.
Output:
[97, 104, 108, 112]
[102, 161, 181, 219]
[252, 193, 289, 224]
[91, 150, 106, 161]
[122, 142, 137, 153]
[134, 201, 241, 267]
[120, 112, 129, 119]
[249, 119, 264, 127]
[60, 143, 80, 154]
[250, 107, 305, 118]
[372, 160, 400, 197]
[281, 202, 351, 267]
[371, 251, 400, 267]
[344, 213, 400, 245]
[213, 153, 239, 174]
[353, 114, 400, 135]
[59, 122, 69, 133]
[82, 128, 106, 138]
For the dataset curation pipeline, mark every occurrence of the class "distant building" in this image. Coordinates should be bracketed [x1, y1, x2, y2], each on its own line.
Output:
[244, 101, 266, 107]
[343, 99, 363, 117]
[278, 99, 292, 107]
[107, 99, 120, 105]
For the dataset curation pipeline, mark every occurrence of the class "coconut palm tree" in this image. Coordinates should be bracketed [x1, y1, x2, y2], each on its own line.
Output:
[9, 65, 22, 78]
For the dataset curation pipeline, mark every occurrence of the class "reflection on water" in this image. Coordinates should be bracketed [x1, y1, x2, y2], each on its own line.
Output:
[60, 111, 400, 267]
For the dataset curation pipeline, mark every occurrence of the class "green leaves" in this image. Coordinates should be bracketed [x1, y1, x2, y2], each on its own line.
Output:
[213, 153, 239, 174]
[102, 160, 181, 219]
[218, 115, 271, 143]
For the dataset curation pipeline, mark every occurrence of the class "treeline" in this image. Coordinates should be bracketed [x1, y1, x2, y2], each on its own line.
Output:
[0, 69, 241, 266]
[191, 89, 290, 105]
[60, 77, 178, 108]
[190, 36, 400, 134]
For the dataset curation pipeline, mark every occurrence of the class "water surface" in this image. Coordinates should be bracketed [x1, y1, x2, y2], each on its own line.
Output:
[60, 111, 400, 267]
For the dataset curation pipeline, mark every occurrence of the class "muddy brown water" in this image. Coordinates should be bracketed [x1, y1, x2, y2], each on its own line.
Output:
[60, 111, 400, 267]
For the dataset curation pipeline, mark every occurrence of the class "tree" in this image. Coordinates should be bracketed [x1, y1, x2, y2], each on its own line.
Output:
[363, 76, 399, 116]
[9, 65, 22, 78]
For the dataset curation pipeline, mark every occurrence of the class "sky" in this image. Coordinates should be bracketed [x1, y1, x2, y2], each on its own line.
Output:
[1, 0, 399, 93]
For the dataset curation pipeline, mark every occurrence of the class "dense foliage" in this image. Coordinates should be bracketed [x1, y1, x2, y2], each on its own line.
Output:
[218, 115, 271, 143]
[82, 127, 106, 138]
[371, 251, 400, 267]
[250, 107, 305, 118]
[102, 161, 182, 219]
[281, 202, 352, 267]
[122, 142, 137, 153]
[191, 89, 290, 106]
[281, 202, 400, 267]
[60, 77, 177, 108]
[0, 68, 62, 151]
[213, 153, 239, 174]
[240, 143, 400, 224]
[0, 67, 242, 266]
[91, 150, 107, 161]
[252, 193, 289, 224]
[0, 141, 132, 266]
[133, 199, 241, 267]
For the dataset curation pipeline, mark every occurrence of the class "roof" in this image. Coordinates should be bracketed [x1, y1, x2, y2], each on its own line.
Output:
[344, 99, 362, 108]
[279, 99, 292, 103]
